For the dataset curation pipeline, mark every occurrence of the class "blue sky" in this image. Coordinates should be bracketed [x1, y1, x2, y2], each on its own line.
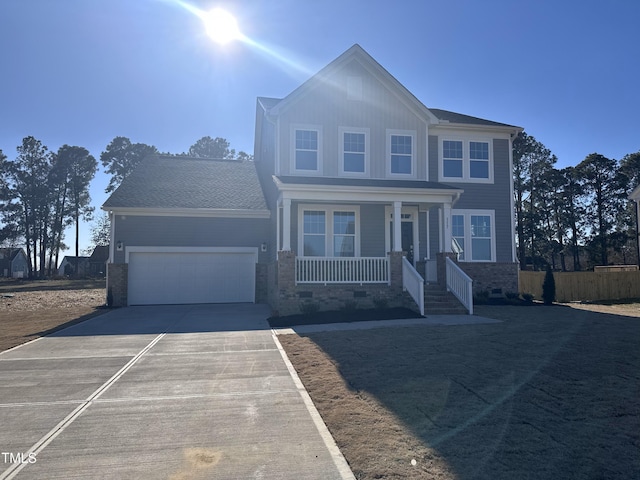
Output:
[1, 0, 639, 256]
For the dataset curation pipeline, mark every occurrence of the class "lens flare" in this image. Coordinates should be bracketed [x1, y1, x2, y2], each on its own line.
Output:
[202, 8, 241, 45]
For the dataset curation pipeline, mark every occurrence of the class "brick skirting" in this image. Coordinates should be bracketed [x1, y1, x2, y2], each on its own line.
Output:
[106, 263, 128, 307]
[271, 251, 417, 316]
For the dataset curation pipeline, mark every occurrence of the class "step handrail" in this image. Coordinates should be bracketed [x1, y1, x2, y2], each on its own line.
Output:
[402, 257, 424, 316]
[445, 257, 473, 315]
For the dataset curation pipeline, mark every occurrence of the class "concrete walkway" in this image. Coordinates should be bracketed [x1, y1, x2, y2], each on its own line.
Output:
[274, 314, 502, 335]
[0, 304, 354, 480]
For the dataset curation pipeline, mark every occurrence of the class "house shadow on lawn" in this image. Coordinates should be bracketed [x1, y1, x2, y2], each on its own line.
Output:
[291, 305, 640, 479]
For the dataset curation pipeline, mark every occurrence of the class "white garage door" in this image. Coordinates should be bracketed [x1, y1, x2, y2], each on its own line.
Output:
[128, 249, 256, 305]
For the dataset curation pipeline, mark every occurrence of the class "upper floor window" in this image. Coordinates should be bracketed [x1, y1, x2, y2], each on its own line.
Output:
[470, 141, 489, 179]
[387, 130, 415, 176]
[340, 128, 369, 175]
[294, 128, 320, 172]
[441, 139, 493, 183]
[443, 140, 463, 178]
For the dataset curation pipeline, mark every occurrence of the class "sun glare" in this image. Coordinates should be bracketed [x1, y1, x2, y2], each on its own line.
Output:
[202, 8, 241, 45]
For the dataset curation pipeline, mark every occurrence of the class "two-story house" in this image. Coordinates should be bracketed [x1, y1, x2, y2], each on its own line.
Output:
[103, 44, 522, 314]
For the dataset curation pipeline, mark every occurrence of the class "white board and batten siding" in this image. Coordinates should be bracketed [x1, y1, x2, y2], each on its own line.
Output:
[126, 247, 257, 306]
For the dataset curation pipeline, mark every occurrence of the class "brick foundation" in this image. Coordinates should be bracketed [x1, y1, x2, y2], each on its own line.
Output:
[106, 263, 128, 307]
[456, 262, 519, 295]
[271, 250, 417, 316]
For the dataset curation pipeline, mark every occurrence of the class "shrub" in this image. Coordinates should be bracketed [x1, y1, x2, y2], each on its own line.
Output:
[521, 293, 534, 303]
[505, 291, 519, 300]
[473, 290, 490, 305]
[299, 301, 320, 315]
[340, 300, 358, 311]
[106, 287, 114, 307]
[372, 296, 388, 310]
[542, 266, 556, 305]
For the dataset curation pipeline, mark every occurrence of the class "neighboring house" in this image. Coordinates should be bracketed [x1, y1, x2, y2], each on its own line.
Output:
[103, 44, 522, 313]
[88, 245, 109, 277]
[0, 248, 28, 278]
[58, 256, 90, 277]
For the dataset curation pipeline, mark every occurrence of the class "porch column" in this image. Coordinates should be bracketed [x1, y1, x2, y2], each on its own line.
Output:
[443, 203, 452, 253]
[393, 201, 402, 252]
[282, 198, 292, 251]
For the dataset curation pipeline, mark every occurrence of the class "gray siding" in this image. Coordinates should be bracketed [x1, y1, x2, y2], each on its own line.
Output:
[428, 135, 439, 181]
[278, 60, 428, 180]
[12, 253, 28, 274]
[360, 204, 386, 257]
[113, 215, 271, 264]
[428, 206, 441, 258]
[427, 137, 514, 262]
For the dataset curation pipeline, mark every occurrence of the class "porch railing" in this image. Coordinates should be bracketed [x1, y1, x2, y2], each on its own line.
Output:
[446, 257, 473, 315]
[402, 257, 424, 316]
[296, 256, 390, 284]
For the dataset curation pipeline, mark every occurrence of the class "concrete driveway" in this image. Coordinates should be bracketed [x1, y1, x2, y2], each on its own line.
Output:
[0, 304, 353, 480]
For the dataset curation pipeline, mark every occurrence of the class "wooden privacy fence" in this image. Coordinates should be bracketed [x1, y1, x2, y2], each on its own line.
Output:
[519, 270, 640, 302]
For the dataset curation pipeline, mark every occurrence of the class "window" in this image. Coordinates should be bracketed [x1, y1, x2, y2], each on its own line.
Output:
[452, 214, 465, 260]
[295, 129, 319, 171]
[470, 215, 492, 261]
[299, 205, 359, 257]
[303, 211, 325, 256]
[470, 142, 489, 179]
[389, 133, 413, 175]
[443, 140, 463, 178]
[342, 131, 366, 173]
[333, 211, 355, 257]
[441, 139, 492, 182]
[451, 210, 495, 262]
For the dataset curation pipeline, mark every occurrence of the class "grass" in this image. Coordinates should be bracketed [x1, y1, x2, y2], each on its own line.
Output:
[0, 277, 105, 293]
[0, 278, 106, 352]
[279, 303, 640, 479]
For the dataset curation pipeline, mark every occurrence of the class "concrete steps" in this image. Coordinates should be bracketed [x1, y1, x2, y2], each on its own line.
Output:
[423, 284, 469, 315]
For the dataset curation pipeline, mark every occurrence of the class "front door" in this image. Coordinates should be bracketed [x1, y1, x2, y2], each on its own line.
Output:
[385, 205, 420, 266]
[389, 219, 414, 263]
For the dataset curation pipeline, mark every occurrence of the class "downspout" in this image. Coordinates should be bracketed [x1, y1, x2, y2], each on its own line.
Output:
[509, 133, 518, 264]
[636, 199, 640, 267]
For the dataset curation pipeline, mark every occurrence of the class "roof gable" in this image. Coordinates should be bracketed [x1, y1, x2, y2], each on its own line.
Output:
[268, 44, 440, 124]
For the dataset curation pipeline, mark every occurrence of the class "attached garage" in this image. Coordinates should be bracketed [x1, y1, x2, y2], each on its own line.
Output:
[127, 247, 257, 305]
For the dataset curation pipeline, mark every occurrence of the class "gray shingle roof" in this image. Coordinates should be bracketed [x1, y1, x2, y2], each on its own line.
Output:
[276, 176, 461, 191]
[103, 155, 268, 210]
[429, 108, 519, 129]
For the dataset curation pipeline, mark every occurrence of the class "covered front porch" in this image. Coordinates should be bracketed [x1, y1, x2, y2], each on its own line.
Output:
[269, 176, 473, 315]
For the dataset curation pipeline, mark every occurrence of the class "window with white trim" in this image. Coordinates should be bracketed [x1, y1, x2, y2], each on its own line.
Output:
[294, 129, 319, 171]
[441, 139, 492, 182]
[333, 211, 356, 257]
[469, 142, 489, 179]
[341, 130, 367, 174]
[452, 214, 466, 261]
[443, 140, 463, 178]
[300, 206, 359, 257]
[388, 131, 415, 176]
[303, 211, 326, 256]
[451, 210, 495, 262]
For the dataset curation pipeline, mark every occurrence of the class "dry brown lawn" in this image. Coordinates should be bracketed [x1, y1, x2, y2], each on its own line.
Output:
[0, 278, 106, 352]
[279, 303, 640, 479]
